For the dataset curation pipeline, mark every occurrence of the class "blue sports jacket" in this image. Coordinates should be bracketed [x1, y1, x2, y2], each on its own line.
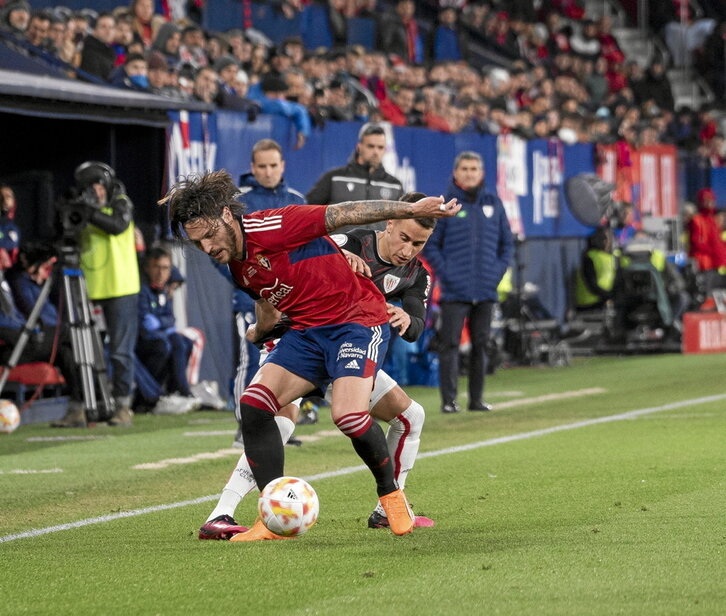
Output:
[237, 173, 306, 213]
[423, 181, 514, 302]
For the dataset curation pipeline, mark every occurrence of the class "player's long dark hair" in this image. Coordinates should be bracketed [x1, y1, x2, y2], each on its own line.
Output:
[161, 170, 246, 239]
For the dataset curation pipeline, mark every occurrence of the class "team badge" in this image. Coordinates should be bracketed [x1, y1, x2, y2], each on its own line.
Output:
[347, 182, 355, 192]
[256, 255, 271, 270]
[383, 274, 401, 294]
[482, 205, 494, 218]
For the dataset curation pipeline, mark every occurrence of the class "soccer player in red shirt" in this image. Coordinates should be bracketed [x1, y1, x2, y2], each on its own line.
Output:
[164, 170, 459, 539]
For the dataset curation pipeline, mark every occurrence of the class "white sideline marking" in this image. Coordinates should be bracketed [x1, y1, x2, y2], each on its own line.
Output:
[26, 436, 111, 442]
[0, 468, 63, 475]
[133, 449, 241, 470]
[182, 430, 236, 437]
[493, 387, 606, 410]
[2, 392, 725, 544]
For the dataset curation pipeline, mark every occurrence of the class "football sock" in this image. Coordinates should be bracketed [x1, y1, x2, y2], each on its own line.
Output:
[336, 411, 397, 497]
[206, 415, 296, 522]
[385, 400, 424, 491]
[240, 384, 283, 491]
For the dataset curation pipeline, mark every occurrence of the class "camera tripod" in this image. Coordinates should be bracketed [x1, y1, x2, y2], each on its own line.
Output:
[0, 243, 113, 421]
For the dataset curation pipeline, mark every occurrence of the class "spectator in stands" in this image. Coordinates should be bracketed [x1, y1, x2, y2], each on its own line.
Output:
[328, 0, 350, 48]
[75, 161, 140, 427]
[47, 12, 75, 65]
[0, 245, 88, 428]
[111, 52, 149, 91]
[642, 60, 675, 113]
[247, 73, 311, 149]
[574, 226, 618, 311]
[179, 24, 208, 68]
[702, 21, 726, 100]
[1, 0, 30, 35]
[378, 0, 423, 64]
[306, 122, 403, 221]
[688, 188, 726, 291]
[380, 85, 420, 126]
[569, 19, 600, 63]
[0, 185, 20, 271]
[424, 151, 512, 414]
[151, 22, 181, 71]
[25, 10, 51, 50]
[213, 55, 259, 117]
[136, 246, 200, 411]
[191, 66, 218, 104]
[129, 0, 164, 49]
[147, 50, 186, 100]
[110, 15, 137, 68]
[427, 6, 468, 63]
[79, 13, 117, 82]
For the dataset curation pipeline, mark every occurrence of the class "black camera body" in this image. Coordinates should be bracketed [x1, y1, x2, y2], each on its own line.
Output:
[57, 186, 98, 240]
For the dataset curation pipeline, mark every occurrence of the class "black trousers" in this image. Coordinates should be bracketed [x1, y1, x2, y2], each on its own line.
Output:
[437, 300, 494, 406]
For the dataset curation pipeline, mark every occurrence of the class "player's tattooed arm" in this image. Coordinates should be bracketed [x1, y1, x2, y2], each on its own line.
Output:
[325, 201, 414, 232]
[324, 196, 460, 232]
[245, 299, 281, 343]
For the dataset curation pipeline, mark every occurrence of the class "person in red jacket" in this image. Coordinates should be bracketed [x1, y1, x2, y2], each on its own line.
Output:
[688, 188, 726, 292]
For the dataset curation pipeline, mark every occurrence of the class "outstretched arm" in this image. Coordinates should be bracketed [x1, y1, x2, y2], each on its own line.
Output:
[324, 196, 460, 233]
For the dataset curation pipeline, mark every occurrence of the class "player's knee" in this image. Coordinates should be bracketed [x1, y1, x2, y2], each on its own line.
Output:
[389, 400, 425, 439]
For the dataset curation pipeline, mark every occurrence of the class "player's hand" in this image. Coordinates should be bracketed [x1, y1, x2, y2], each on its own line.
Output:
[245, 324, 260, 343]
[386, 303, 411, 335]
[412, 195, 461, 218]
[342, 249, 372, 277]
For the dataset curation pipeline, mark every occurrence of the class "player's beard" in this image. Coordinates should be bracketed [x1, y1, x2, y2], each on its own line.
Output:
[211, 220, 240, 263]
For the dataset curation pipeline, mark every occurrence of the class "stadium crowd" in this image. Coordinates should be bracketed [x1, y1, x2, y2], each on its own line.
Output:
[0, 0, 724, 160]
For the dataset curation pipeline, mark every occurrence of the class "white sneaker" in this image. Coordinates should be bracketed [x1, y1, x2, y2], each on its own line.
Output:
[190, 381, 228, 410]
[153, 394, 199, 415]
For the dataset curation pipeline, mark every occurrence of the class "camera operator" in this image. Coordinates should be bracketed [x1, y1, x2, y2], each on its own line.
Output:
[66, 161, 140, 427]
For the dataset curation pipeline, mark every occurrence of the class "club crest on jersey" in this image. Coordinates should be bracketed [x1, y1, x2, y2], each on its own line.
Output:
[347, 182, 355, 192]
[256, 255, 271, 270]
[383, 274, 401, 294]
[482, 205, 494, 218]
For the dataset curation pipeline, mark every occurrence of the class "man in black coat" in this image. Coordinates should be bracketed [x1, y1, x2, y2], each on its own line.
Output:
[79, 13, 117, 81]
[305, 123, 403, 230]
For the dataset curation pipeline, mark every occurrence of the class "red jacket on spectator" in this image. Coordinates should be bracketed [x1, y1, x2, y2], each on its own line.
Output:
[379, 97, 408, 126]
[599, 33, 625, 65]
[606, 65, 628, 93]
[688, 189, 726, 271]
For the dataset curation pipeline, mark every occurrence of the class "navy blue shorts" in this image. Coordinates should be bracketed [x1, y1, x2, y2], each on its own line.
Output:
[264, 323, 390, 392]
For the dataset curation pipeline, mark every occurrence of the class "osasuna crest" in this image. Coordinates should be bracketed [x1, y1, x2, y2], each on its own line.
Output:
[256, 255, 271, 270]
[383, 274, 401, 294]
[482, 205, 494, 218]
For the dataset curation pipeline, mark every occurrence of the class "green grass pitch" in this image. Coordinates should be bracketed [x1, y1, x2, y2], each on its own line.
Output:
[1, 354, 724, 615]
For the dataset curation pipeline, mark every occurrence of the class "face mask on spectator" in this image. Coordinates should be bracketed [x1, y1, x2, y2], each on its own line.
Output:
[130, 74, 149, 89]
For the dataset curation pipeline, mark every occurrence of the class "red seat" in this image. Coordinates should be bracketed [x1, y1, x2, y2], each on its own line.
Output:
[1, 362, 65, 403]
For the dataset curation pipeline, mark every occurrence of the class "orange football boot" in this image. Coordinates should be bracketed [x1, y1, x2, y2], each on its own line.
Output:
[379, 489, 415, 536]
[229, 519, 296, 542]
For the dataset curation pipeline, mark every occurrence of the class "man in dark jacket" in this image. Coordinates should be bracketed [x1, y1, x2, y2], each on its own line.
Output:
[305, 123, 403, 230]
[79, 12, 117, 81]
[423, 151, 513, 414]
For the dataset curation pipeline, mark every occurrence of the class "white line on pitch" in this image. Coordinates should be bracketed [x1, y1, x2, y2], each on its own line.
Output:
[1, 392, 724, 544]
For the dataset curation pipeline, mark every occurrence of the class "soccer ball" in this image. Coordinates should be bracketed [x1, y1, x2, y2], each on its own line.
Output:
[258, 476, 319, 537]
[0, 400, 20, 434]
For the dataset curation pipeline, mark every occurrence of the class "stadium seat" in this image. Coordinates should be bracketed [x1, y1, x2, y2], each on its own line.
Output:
[0, 362, 65, 404]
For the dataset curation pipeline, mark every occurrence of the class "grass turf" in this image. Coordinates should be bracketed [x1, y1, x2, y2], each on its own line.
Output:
[0, 354, 724, 615]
